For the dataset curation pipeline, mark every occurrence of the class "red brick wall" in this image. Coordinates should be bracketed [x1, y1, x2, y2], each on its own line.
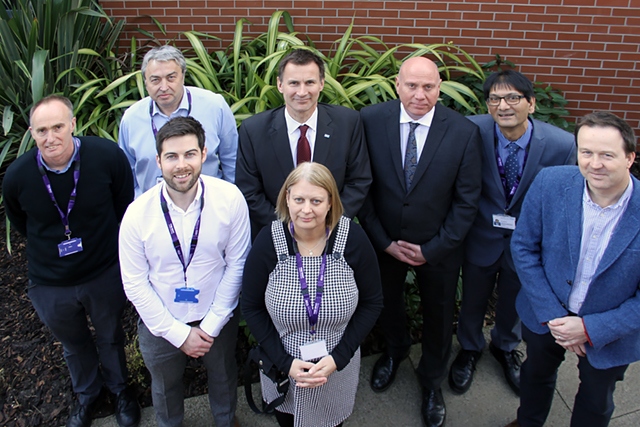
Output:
[100, 0, 640, 130]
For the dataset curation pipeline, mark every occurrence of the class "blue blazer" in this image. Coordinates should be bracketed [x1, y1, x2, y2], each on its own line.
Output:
[512, 166, 640, 369]
[464, 115, 576, 269]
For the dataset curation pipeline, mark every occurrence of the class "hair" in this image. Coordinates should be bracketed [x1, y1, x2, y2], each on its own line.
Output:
[141, 45, 187, 78]
[483, 69, 535, 103]
[575, 111, 637, 155]
[30, 95, 74, 124]
[275, 162, 344, 230]
[155, 116, 205, 155]
[278, 48, 325, 81]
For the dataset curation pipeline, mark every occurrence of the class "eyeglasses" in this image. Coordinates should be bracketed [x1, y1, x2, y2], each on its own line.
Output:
[486, 94, 526, 106]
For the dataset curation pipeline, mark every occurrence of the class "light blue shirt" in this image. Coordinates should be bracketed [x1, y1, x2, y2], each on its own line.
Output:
[495, 118, 533, 176]
[118, 86, 238, 198]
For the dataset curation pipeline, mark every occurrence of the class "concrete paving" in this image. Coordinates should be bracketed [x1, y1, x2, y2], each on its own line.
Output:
[93, 331, 640, 427]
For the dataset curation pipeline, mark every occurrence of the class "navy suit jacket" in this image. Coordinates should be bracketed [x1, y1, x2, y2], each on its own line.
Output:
[236, 103, 371, 237]
[465, 115, 576, 268]
[359, 100, 482, 268]
[512, 166, 640, 369]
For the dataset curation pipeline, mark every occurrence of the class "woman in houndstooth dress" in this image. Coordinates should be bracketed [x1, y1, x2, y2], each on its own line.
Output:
[242, 163, 383, 427]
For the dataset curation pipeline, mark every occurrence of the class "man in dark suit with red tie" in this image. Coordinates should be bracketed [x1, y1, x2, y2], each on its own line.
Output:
[236, 49, 371, 238]
[359, 57, 482, 427]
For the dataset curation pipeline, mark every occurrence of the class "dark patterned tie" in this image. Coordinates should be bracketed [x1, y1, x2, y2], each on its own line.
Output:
[505, 142, 520, 191]
[296, 124, 311, 164]
[404, 122, 419, 191]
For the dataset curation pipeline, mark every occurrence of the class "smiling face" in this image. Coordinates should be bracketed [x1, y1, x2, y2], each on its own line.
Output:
[30, 99, 77, 170]
[487, 84, 535, 140]
[286, 179, 331, 234]
[396, 57, 442, 120]
[156, 134, 207, 199]
[577, 125, 634, 204]
[144, 59, 186, 115]
[277, 61, 324, 123]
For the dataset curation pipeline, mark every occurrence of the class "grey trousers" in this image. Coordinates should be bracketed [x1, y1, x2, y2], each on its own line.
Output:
[138, 310, 239, 427]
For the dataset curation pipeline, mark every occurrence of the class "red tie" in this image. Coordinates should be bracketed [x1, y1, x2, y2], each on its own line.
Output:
[297, 125, 311, 165]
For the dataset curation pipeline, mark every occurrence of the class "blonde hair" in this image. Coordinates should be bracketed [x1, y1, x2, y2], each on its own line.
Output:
[275, 162, 344, 230]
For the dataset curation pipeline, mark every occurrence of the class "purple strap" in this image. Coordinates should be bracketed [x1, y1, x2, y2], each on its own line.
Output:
[36, 139, 81, 238]
[149, 88, 193, 136]
[160, 178, 204, 286]
[290, 223, 328, 335]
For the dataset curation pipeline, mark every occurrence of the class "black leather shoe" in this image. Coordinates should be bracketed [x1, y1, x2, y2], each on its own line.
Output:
[66, 400, 96, 427]
[114, 389, 141, 427]
[448, 349, 482, 394]
[370, 353, 406, 392]
[490, 343, 522, 396]
[421, 388, 446, 427]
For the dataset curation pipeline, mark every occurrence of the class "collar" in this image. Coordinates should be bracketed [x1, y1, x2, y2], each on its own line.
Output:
[40, 137, 81, 174]
[161, 178, 204, 213]
[583, 176, 634, 210]
[496, 118, 533, 151]
[151, 86, 189, 117]
[399, 103, 435, 128]
[284, 107, 319, 136]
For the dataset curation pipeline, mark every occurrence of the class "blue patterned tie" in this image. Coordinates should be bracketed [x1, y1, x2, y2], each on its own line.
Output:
[404, 122, 419, 191]
[505, 142, 520, 191]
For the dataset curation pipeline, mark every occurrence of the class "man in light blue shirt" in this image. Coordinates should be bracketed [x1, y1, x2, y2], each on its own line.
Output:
[119, 45, 237, 198]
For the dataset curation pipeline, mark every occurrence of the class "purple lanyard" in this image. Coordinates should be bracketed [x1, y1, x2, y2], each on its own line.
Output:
[290, 223, 328, 335]
[495, 141, 529, 207]
[160, 178, 204, 287]
[149, 88, 192, 136]
[36, 139, 81, 238]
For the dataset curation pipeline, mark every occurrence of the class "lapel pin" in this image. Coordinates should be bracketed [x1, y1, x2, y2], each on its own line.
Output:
[324, 134, 330, 138]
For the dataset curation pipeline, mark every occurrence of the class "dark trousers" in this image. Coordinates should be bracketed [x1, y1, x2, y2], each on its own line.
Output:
[518, 325, 628, 427]
[138, 309, 239, 427]
[27, 262, 128, 405]
[457, 256, 522, 352]
[377, 251, 459, 390]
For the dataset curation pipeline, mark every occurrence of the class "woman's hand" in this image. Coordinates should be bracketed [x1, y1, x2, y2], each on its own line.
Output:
[307, 355, 337, 379]
[289, 358, 328, 388]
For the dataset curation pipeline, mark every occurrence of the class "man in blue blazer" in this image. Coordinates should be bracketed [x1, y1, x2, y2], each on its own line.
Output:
[449, 70, 576, 396]
[236, 49, 371, 239]
[507, 112, 640, 427]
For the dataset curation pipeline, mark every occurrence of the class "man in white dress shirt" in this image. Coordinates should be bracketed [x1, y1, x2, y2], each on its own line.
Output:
[119, 116, 250, 427]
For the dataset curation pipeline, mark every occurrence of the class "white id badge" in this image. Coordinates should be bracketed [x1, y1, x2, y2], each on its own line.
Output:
[492, 214, 516, 230]
[299, 339, 329, 361]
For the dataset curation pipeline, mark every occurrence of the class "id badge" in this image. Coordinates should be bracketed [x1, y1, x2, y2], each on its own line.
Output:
[299, 339, 329, 361]
[492, 214, 516, 230]
[174, 287, 200, 303]
[58, 237, 83, 257]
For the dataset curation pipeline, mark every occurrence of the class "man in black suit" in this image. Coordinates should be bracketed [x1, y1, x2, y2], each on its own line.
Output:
[359, 57, 482, 427]
[236, 49, 371, 238]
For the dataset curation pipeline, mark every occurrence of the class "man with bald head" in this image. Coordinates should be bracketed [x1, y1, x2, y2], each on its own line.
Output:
[358, 57, 482, 427]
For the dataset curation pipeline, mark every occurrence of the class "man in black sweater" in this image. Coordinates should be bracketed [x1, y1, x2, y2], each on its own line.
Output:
[2, 95, 140, 427]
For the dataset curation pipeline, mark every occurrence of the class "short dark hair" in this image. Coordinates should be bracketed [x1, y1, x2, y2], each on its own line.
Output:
[483, 69, 535, 103]
[155, 116, 205, 155]
[278, 49, 325, 81]
[30, 95, 74, 124]
[575, 111, 637, 155]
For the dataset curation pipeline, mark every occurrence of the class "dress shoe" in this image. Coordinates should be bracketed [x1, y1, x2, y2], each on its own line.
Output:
[490, 343, 522, 396]
[234, 416, 241, 427]
[114, 389, 141, 427]
[370, 353, 406, 392]
[504, 420, 520, 427]
[66, 400, 96, 427]
[421, 388, 446, 427]
[448, 349, 482, 394]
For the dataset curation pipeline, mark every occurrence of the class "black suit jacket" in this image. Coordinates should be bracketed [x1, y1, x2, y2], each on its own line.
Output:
[236, 103, 372, 237]
[359, 100, 482, 268]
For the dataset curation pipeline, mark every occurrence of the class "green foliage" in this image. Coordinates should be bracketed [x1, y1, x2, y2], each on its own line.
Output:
[124, 335, 149, 387]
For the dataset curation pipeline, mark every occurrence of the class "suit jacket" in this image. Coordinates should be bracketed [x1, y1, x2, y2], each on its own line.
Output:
[512, 166, 640, 369]
[465, 115, 576, 268]
[359, 100, 482, 268]
[236, 103, 372, 237]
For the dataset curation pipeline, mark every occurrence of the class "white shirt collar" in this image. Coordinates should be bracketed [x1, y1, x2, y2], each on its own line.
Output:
[160, 178, 204, 213]
[399, 103, 436, 128]
[284, 106, 319, 135]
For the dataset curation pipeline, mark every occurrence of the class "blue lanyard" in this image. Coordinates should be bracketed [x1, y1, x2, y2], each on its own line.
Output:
[149, 88, 192, 136]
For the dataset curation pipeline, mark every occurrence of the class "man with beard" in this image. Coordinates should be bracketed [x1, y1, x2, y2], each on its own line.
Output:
[119, 116, 251, 427]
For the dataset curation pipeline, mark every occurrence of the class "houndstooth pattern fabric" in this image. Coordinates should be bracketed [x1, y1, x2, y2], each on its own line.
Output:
[260, 216, 360, 427]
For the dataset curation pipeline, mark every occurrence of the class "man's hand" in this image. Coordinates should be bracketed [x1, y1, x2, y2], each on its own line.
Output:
[289, 359, 327, 388]
[307, 355, 337, 380]
[385, 241, 426, 266]
[179, 327, 214, 358]
[548, 316, 588, 353]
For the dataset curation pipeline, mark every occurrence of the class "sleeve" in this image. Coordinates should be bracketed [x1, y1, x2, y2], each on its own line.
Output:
[357, 191, 393, 252]
[330, 221, 384, 370]
[215, 98, 238, 184]
[199, 190, 251, 337]
[339, 114, 372, 218]
[2, 165, 28, 236]
[111, 144, 135, 221]
[117, 112, 140, 195]
[563, 140, 577, 166]
[241, 225, 296, 373]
